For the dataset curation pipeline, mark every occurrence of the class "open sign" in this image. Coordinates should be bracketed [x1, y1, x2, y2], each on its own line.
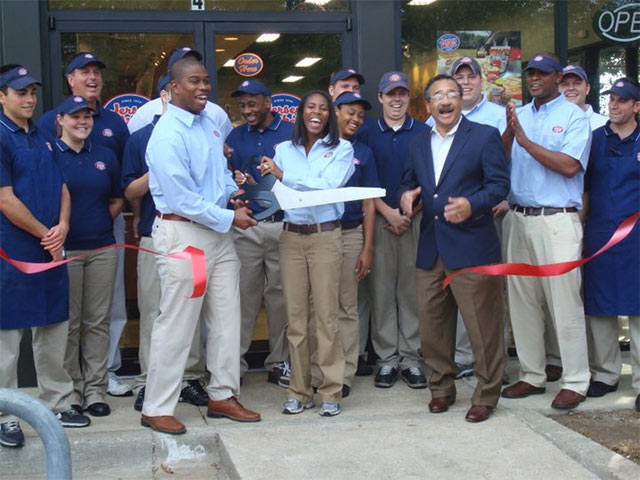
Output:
[593, 1, 640, 43]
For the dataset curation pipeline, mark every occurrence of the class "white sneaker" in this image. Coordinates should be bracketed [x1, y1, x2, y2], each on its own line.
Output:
[107, 372, 133, 397]
[282, 399, 314, 415]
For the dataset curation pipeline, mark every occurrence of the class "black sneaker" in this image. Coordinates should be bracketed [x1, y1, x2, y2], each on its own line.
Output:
[267, 361, 291, 388]
[401, 366, 427, 389]
[56, 407, 91, 428]
[179, 380, 209, 406]
[134, 386, 145, 412]
[355, 356, 373, 376]
[342, 384, 351, 398]
[586, 381, 618, 398]
[0, 421, 24, 448]
[374, 365, 398, 388]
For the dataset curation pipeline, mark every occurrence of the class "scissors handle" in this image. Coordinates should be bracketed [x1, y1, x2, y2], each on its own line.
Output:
[236, 173, 281, 221]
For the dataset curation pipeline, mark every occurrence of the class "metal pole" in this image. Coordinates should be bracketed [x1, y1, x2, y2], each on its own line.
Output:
[0, 388, 72, 479]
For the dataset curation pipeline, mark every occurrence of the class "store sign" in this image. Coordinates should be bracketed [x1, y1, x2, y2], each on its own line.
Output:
[271, 93, 300, 123]
[234, 53, 264, 77]
[593, 1, 640, 43]
[436, 34, 461, 53]
[104, 94, 149, 124]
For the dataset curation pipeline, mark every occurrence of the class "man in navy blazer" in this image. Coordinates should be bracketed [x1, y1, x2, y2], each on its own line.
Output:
[399, 74, 510, 422]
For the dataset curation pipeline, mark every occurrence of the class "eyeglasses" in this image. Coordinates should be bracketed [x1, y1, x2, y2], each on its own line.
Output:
[430, 91, 461, 101]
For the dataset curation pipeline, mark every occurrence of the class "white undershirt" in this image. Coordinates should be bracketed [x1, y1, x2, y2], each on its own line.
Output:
[430, 117, 462, 184]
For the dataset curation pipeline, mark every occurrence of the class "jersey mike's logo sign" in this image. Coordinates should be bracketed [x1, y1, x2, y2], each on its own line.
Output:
[234, 53, 264, 77]
[271, 93, 300, 123]
[104, 93, 150, 124]
[593, 1, 640, 43]
[436, 33, 461, 52]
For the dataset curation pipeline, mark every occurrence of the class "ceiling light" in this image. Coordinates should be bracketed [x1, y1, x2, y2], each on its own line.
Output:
[256, 33, 280, 43]
[223, 59, 236, 67]
[408, 0, 438, 5]
[295, 57, 322, 68]
[224, 37, 239, 41]
[216, 48, 225, 52]
[282, 76, 304, 83]
[305, 0, 331, 5]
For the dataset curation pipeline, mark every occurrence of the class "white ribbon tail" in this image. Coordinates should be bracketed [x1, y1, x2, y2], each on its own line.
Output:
[271, 180, 386, 210]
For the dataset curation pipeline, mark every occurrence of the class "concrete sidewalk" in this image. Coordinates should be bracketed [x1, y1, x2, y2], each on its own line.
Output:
[3, 356, 639, 479]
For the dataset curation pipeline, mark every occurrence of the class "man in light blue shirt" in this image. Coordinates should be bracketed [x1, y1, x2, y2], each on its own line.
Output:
[141, 52, 261, 435]
[501, 53, 591, 410]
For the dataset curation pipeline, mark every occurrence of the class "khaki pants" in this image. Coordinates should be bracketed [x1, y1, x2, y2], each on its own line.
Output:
[143, 219, 241, 417]
[65, 248, 118, 407]
[134, 236, 204, 392]
[233, 221, 288, 375]
[0, 322, 74, 421]
[587, 315, 640, 392]
[370, 213, 422, 369]
[417, 258, 505, 407]
[280, 228, 344, 404]
[504, 210, 590, 395]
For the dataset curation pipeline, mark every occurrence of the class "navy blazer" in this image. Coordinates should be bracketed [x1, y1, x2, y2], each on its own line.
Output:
[398, 116, 510, 270]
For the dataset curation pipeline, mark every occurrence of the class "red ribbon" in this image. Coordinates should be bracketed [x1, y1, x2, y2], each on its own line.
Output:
[443, 212, 640, 291]
[0, 243, 207, 298]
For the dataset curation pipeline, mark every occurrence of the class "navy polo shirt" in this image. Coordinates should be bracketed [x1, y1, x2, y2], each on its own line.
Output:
[121, 115, 159, 237]
[358, 115, 428, 208]
[38, 102, 130, 163]
[226, 113, 293, 214]
[55, 138, 122, 250]
[342, 138, 380, 224]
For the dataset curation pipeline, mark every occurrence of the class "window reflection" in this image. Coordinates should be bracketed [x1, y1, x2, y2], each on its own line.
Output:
[50, 0, 349, 11]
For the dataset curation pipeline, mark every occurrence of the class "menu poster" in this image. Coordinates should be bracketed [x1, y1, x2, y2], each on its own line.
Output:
[436, 31, 522, 106]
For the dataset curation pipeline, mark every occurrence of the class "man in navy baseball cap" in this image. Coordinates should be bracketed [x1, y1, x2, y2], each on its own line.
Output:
[378, 71, 410, 94]
[156, 73, 171, 97]
[65, 52, 106, 76]
[602, 77, 640, 101]
[523, 53, 563, 74]
[329, 68, 365, 101]
[230, 79, 271, 97]
[167, 47, 203, 69]
[560, 64, 607, 130]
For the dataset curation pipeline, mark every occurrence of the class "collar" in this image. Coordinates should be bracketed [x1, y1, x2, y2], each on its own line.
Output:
[463, 95, 486, 115]
[91, 101, 103, 117]
[55, 137, 92, 153]
[531, 92, 564, 113]
[377, 114, 414, 132]
[151, 114, 162, 127]
[247, 112, 283, 133]
[584, 104, 594, 118]
[0, 111, 33, 134]
[604, 120, 640, 142]
[431, 115, 463, 139]
[167, 102, 204, 127]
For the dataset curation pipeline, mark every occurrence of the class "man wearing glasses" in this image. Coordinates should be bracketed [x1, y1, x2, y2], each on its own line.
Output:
[399, 74, 509, 422]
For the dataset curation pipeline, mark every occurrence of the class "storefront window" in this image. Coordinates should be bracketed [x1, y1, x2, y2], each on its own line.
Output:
[401, 0, 554, 120]
[50, 0, 349, 11]
[216, 32, 343, 126]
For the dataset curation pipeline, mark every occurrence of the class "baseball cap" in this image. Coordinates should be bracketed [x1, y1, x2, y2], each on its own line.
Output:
[156, 73, 171, 96]
[451, 57, 482, 76]
[58, 96, 94, 115]
[562, 65, 588, 82]
[333, 91, 372, 110]
[231, 79, 271, 97]
[0, 65, 41, 90]
[65, 52, 106, 75]
[524, 54, 563, 74]
[330, 68, 365, 86]
[378, 71, 409, 94]
[168, 47, 203, 68]
[602, 78, 640, 101]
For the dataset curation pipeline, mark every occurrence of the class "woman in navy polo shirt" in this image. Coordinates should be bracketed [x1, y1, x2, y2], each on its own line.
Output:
[259, 90, 354, 417]
[54, 95, 124, 417]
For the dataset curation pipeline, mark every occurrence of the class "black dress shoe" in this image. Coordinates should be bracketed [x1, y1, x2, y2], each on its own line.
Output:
[134, 387, 145, 412]
[86, 402, 110, 417]
[545, 364, 563, 382]
[342, 385, 350, 398]
[401, 367, 427, 389]
[635, 393, 640, 412]
[355, 356, 373, 376]
[179, 380, 208, 407]
[374, 366, 398, 388]
[586, 381, 618, 398]
[71, 404, 83, 413]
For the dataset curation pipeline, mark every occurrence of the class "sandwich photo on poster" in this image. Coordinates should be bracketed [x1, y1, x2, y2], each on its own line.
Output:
[436, 31, 522, 106]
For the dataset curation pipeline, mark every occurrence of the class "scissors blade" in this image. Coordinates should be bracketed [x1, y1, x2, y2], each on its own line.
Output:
[271, 180, 386, 210]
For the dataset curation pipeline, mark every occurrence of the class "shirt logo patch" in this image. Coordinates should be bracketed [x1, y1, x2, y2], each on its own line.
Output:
[324, 152, 333, 158]
[94, 161, 106, 171]
[18, 68, 27, 76]
[102, 128, 113, 137]
[74, 96, 83, 103]
[353, 158, 360, 165]
[45, 141, 53, 151]
[552, 126, 564, 133]
[389, 74, 401, 82]
[213, 130, 221, 137]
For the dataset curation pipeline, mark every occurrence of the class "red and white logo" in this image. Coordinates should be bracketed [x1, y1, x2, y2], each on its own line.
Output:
[353, 158, 360, 165]
[324, 152, 333, 158]
[94, 161, 106, 170]
[461, 57, 472, 64]
[74, 96, 84, 103]
[552, 126, 564, 133]
[242, 80, 249, 87]
[84, 53, 94, 59]
[389, 74, 401, 82]
[354, 93, 361, 99]
[213, 130, 221, 137]
[534, 55, 543, 61]
[182, 47, 191, 52]
[565, 65, 575, 71]
[616, 81, 625, 88]
[18, 68, 27, 76]
[348, 69, 355, 74]
[102, 128, 113, 137]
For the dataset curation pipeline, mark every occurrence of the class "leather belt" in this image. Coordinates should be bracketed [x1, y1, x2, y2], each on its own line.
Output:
[284, 220, 340, 235]
[260, 212, 284, 223]
[156, 212, 194, 223]
[341, 219, 363, 230]
[510, 205, 578, 216]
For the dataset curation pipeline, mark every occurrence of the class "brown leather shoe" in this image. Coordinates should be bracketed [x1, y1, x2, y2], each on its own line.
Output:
[545, 364, 563, 382]
[140, 414, 186, 435]
[465, 405, 494, 423]
[551, 389, 585, 409]
[207, 397, 261, 423]
[428, 394, 456, 413]
[501, 381, 546, 398]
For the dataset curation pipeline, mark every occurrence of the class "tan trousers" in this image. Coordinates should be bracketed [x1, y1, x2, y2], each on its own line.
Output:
[417, 258, 505, 406]
[233, 221, 288, 374]
[280, 228, 344, 404]
[0, 322, 75, 421]
[143, 219, 241, 417]
[65, 248, 118, 407]
[587, 315, 640, 392]
[134, 236, 205, 392]
[370, 213, 422, 369]
[504, 210, 590, 395]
